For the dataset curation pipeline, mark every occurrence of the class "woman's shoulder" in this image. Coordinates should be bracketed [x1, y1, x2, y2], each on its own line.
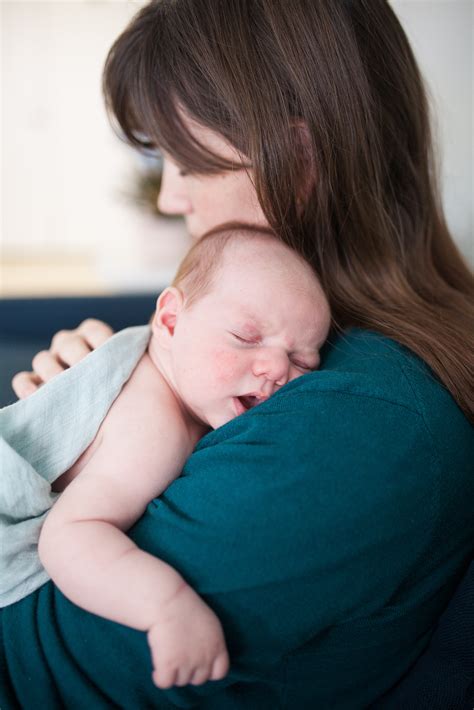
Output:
[262, 326, 473, 471]
[200, 327, 472, 475]
[316, 326, 439, 398]
[286, 327, 467, 421]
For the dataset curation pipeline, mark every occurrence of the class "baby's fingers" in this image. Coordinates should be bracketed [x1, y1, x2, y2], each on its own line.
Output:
[153, 655, 229, 690]
[174, 666, 199, 687]
[189, 666, 212, 686]
[152, 666, 178, 690]
[187, 652, 230, 686]
[211, 650, 230, 680]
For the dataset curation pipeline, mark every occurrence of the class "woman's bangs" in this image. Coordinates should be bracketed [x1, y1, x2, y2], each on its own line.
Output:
[103, 0, 249, 174]
[145, 87, 238, 174]
[148, 6, 250, 173]
[106, 49, 238, 174]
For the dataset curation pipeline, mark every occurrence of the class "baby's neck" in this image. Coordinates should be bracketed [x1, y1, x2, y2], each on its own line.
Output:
[146, 335, 208, 440]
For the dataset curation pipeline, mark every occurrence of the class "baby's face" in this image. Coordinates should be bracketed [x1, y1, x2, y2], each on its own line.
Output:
[168, 241, 330, 429]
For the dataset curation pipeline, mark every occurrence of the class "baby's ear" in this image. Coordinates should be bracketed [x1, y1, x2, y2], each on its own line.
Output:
[152, 287, 184, 347]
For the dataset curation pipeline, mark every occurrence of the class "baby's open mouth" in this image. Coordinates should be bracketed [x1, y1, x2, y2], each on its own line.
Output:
[237, 394, 266, 411]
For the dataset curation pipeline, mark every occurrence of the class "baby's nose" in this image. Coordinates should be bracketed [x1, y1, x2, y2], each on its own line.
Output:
[253, 349, 290, 386]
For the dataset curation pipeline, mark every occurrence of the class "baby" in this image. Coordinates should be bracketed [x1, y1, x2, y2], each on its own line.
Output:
[4, 225, 330, 689]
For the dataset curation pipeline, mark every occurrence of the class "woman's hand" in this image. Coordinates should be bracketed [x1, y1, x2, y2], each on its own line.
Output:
[12, 318, 114, 398]
[147, 584, 230, 689]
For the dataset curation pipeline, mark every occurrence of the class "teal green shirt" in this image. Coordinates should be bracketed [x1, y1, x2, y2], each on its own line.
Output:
[1, 329, 473, 709]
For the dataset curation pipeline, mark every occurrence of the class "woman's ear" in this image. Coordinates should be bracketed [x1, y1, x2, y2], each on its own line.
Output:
[152, 287, 184, 347]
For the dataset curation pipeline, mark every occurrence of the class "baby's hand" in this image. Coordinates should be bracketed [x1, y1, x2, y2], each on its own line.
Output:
[147, 583, 230, 689]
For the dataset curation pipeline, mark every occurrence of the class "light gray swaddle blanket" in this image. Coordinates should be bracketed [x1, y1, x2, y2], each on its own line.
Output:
[0, 325, 150, 607]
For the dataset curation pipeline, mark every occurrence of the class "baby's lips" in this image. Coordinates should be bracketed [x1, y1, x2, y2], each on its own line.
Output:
[237, 392, 269, 410]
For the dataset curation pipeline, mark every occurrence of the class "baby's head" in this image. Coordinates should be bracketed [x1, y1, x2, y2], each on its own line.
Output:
[151, 225, 330, 429]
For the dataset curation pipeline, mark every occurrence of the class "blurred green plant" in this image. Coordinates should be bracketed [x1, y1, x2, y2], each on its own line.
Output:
[121, 155, 178, 219]
[132, 167, 163, 216]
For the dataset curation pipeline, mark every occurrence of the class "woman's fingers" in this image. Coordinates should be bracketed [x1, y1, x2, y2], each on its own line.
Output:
[50, 321, 113, 364]
[76, 318, 114, 349]
[49, 319, 115, 367]
[10, 319, 115, 399]
[11, 371, 43, 399]
[31, 350, 66, 382]
[50, 335, 93, 368]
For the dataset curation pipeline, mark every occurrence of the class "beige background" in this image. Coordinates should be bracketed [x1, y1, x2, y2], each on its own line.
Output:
[1, 0, 472, 296]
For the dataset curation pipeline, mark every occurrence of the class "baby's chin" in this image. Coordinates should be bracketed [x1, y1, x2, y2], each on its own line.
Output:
[210, 398, 254, 430]
[203, 401, 240, 430]
[205, 413, 235, 430]
[202, 395, 265, 430]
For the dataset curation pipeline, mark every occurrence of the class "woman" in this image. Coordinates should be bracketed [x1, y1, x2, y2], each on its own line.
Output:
[3, 1, 473, 708]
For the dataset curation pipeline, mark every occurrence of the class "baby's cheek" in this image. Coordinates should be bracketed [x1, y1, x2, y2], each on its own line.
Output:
[211, 349, 241, 383]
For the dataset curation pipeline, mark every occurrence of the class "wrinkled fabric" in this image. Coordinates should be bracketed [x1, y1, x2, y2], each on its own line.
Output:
[0, 326, 150, 607]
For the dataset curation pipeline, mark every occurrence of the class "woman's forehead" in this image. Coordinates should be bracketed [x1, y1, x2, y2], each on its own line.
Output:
[174, 109, 249, 166]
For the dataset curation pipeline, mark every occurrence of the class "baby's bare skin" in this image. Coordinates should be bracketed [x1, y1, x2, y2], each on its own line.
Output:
[37, 236, 330, 689]
[39, 351, 227, 688]
[52, 431, 102, 493]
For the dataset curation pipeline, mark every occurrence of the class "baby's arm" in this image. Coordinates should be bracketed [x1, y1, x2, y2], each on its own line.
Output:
[38, 367, 228, 688]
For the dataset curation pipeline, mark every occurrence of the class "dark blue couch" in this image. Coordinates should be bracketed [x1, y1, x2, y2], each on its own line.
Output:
[0, 294, 157, 407]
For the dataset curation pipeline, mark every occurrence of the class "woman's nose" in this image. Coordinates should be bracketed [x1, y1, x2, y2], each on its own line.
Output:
[156, 159, 192, 215]
[252, 349, 290, 387]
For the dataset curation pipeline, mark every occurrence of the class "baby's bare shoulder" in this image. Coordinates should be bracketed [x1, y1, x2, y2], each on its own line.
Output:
[70, 353, 196, 505]
[53, 355, 198, 506]
[101, 353, 186, 442]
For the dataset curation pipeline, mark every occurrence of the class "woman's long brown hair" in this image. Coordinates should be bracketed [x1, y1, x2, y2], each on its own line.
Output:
[103, 0, 474, 421]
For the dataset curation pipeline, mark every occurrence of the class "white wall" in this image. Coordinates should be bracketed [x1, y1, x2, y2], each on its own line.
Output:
[2, 1, 140, 255]
[1, 0, 190, 293]
[1, 0, 472, 295]
[392, 0, 473, 263]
